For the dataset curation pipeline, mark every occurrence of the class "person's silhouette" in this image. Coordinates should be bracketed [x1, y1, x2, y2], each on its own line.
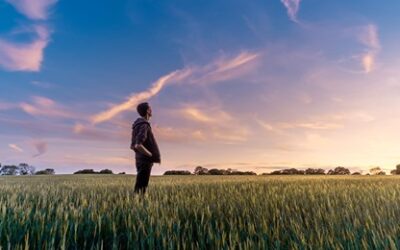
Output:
[130, 102, 161, 195]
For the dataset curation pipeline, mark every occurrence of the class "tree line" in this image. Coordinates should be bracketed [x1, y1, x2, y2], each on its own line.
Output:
[73, 169, 126, 175]
[164, 165, 400, 176]
[0, 163, 54, 176]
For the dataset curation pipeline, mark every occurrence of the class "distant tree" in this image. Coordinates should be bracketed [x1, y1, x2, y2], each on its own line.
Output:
[390, 164, 400, 175]
[18, 163, 35, 175]
[163, 170, 192, 175]
[35, 168, 55, 175]
[99, 169, 113, 174]
[327, 167, 350, 175]
[305, 168, 325, 175]
[194, 166, 208, 175]
[0, 165, 19, 175]
[118, 172, 126, 175]
[351, 172, 361, 175]
[229, 170, 257, 175]
[369, 167, 384, 175]
[74, 169, 97, 174]
[269, 168, 304, 175]
[226, 168, 234, 175]
[208, 168, 226, 175]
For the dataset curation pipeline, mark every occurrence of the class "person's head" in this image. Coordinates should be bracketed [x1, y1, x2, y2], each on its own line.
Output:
[137, 102, 152, 119]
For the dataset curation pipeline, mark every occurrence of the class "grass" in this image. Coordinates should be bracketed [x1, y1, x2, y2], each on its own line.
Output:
[1, 175, 400, 249]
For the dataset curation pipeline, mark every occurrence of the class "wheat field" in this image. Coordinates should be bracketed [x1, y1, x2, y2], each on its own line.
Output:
[1, 175, 400, 249]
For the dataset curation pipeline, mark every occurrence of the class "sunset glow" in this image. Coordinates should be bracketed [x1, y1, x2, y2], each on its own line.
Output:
[1, 0, 400, 174]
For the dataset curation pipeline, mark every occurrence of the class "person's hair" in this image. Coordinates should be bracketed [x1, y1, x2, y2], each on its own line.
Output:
[137, 102, 150, 117]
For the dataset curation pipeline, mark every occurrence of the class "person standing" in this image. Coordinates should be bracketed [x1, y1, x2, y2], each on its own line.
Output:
[130, 102, 161, 195]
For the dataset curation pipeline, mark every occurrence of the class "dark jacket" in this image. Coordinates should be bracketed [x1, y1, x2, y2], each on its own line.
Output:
[131, 117, 161, 163]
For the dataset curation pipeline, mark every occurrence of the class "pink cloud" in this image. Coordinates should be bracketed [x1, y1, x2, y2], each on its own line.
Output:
[33, 140, 47, 157]
[9, 144, 24, 153]
[0, 25, 50, 72]
[357, 24, 380, 73]
[19, 96, 75, 118]
[90, 51, 260, 125]
[280, 0, 301, 23]
[6, 0, 57, 20]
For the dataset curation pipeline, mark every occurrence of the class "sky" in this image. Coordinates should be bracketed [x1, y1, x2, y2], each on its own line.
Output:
[1, 0, 400, 175]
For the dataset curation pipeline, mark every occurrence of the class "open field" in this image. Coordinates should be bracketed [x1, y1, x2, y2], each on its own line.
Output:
[1, 175, 400, 249]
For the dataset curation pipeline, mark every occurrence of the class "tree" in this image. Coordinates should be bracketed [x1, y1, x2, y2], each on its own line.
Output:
[74, 169, 97, 174]
[35, 169, 55, 175]
[194, 166, 209, 175]
[164, 170, 192, 175]
[118, 172, 126, 175]
[208, 168, 225, 175]
[18, 163, 35, 175]
[0, 165, 19, 175]
[99, 169, 113, 174]
[305, 168, 325, 175]
[229, 170, 257, 175]
[327, 167, 350, 175]
[352, 172, 361, 175]
[390, 164, 400, 175]
[269, 168, 304, 175]
[369, 167, 384, 175]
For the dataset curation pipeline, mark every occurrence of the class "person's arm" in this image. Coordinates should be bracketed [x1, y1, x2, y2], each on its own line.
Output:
[132, 123, 152, 157]
[134, 144, 152, 157]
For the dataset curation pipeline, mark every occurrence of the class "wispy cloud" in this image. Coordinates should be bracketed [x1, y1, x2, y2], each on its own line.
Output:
[358, 24, 380, 73]
[9, 144, 24, 153]
[33, 140, 47, 157]
[90, 51, 260, 124]
[20, 96, 75, 118]
[153, 126, 207, 143]
[1, 0, 57, 72]
[280, 0, 301, 23]
[6, 0, 57, 20]
[0, 25, 50, 72]
[180, 106, 232, 124]
[177, 105, 249, 144]
[90, 70, 193, 124]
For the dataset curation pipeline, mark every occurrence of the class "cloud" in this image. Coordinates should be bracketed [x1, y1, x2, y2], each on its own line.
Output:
[90, 70, 193, 124]
[20, 96, 75, 118]
[6, 0, 57, 20]
[153, 126, 207, 143]
[180, 106, 232, 124]
[0, 25, 50, 72]
[90, 51, 260, 124]
[33, 140, 47, 157]
[177, 105, 249, 144]
[280, 0, 301, 23]
[358, 24, 380, 73]
[9, 144, 23, 153]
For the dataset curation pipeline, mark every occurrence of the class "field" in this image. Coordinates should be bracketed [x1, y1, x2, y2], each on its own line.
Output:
[1, 175, 400, 249]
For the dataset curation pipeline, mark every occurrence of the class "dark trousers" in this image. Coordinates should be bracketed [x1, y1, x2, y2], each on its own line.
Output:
[134, 161, 153, 195]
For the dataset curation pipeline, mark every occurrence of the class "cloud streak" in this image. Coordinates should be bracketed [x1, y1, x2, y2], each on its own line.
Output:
[20, 96, 75, 118]
[0, 25, 50, 72]
[6, 0, 57, 20]
[280, 0, 301, 23]
[33, 141, 47, 157]
[91, 51, 260, 124]
[9, 144, 24, 153]
[359, 24, 380, 73]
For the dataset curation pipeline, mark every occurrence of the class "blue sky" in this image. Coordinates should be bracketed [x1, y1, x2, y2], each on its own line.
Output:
[1, 0, 400, 174]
